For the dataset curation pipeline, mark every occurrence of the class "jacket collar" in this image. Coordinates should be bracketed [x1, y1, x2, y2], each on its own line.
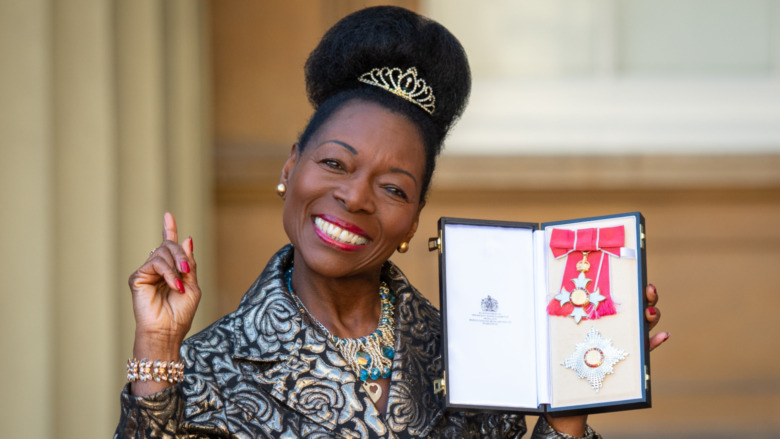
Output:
[231, 245, 300, 363]
[230, 245, 446, 438]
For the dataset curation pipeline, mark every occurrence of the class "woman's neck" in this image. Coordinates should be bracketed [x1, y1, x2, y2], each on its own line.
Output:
[289, 260, 383, 340]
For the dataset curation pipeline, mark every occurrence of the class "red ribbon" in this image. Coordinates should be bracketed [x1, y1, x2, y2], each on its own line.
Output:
[547, 226, 625, 321]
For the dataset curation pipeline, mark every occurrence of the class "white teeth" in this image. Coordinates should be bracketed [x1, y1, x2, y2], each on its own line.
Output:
[314, 217, 369, 246]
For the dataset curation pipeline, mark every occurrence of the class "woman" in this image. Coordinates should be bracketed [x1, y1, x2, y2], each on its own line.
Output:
[116, 6, 667, 438]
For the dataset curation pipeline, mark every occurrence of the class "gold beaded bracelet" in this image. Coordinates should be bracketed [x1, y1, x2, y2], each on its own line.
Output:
[126, 358, 184, 384]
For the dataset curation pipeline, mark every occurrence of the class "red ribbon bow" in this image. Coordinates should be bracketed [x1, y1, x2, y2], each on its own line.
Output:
[547, 226, 625, 321]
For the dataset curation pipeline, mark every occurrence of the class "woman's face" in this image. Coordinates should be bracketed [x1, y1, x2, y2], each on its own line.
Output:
[281, 99, 426, 280]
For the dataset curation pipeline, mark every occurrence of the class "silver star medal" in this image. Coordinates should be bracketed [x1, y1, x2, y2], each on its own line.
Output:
[562, 327, 627, 392]
[554, 271, 607, 324]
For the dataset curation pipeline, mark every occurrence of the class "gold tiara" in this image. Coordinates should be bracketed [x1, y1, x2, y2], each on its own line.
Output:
[358, 67, 436, 115]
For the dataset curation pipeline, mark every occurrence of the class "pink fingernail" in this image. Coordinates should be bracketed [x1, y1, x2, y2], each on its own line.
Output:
[180, 261, 190, 274]
[648, 307, 657, 316]
[188, 236, 194, 253]
[175, 278, 184, 294]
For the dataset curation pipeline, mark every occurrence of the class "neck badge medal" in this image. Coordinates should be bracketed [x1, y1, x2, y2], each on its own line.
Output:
[547, 226, 626, 323]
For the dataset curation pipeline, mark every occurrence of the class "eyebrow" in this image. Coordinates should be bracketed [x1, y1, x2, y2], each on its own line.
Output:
[391, 167, 418, 186]
[317, 140, 358, 155]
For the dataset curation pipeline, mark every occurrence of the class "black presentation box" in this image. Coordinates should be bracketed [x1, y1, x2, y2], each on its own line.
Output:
[429, 212, 650, 415]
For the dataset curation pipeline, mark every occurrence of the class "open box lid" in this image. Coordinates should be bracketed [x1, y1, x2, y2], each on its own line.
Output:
[430, 212, 651, 415]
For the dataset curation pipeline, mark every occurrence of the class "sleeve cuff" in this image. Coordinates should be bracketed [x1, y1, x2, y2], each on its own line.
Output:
[115, 383, 184, 438]
[120, 382, 180, 407]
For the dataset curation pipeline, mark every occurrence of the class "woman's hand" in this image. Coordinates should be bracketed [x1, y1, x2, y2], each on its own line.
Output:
[645, 283, 669, 351]
[128, 212, 201, 396]
[545, 283, 669, 436]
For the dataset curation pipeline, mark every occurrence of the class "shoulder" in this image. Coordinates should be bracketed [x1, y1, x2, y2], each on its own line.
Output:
[180, 245, 295, 377]
[181, 245, 296, 367]
[174, 247, 295, 430]
[181, 312, 239, 370]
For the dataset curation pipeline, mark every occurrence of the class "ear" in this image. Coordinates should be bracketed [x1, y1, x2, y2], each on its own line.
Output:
[280, 143, 300, 187]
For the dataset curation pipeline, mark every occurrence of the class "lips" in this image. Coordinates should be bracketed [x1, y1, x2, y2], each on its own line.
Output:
[313, 215, 370, 247]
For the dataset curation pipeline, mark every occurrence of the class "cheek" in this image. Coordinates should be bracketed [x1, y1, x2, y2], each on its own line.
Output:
[281, 201, 298, 244]
[385, 206, 420, 238]
[281, 165, 337, 228]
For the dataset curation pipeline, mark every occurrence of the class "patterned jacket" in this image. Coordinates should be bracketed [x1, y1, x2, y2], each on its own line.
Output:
[115, 245, 599, 438]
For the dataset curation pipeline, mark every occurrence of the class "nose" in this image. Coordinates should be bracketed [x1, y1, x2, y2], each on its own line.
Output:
[333, 175, 375, 214]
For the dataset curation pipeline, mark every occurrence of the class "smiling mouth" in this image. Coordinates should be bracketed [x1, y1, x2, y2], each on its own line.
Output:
[313, 216, 370, 246]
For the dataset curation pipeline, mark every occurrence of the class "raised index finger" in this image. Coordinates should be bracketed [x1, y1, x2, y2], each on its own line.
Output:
[163, 211, 178, 243]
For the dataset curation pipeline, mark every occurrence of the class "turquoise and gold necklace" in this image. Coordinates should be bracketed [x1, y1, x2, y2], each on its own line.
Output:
[284, 267, 396, 402]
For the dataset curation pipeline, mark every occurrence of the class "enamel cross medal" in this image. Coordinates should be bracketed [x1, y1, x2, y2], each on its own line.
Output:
[553, 252, 607, 323]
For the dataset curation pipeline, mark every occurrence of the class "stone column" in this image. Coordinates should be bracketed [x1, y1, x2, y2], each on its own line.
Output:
[0, 1, 211, 437]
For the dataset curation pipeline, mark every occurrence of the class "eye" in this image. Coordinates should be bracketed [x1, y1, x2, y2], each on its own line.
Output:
[383, 185, 409, 201]
[319, 158, 344, 171]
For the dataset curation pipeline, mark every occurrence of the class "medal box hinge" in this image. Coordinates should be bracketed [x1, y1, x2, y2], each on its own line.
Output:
[639, 224, 646, 249]
[428, 230, 442, 254]
[433, 371, 446, 396]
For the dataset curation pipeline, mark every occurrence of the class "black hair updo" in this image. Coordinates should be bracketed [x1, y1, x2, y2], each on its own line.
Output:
[298, 6, 471, 200]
